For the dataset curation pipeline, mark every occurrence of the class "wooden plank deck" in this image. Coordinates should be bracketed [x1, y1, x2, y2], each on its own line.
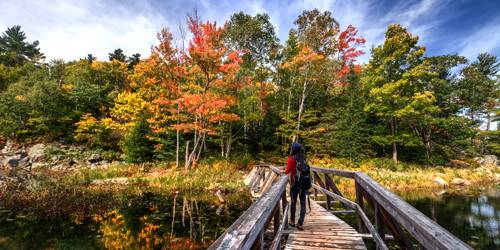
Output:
[285, 199, 367, 250]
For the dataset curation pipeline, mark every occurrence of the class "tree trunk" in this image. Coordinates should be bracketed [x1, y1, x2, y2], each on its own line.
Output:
[184, 140, 190, 170]
[295, 80, 308, 142]
[390, 118, 398, 164]
[176, 105, 180, 169]
[486, 112, 491, 131]
[195, 133, 205, 163]
[424, 132, 432, 162]
[226, 135, 232, 158]
[220, 134, 225, 158]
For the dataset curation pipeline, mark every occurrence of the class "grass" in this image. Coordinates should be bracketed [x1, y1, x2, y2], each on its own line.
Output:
[54, 159, 248, 193]
[308, 157, 500, 199]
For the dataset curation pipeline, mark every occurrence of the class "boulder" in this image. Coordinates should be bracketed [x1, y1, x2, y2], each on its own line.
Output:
[27, 143, 46, 163]
[451, 178, 471, 186]
[1, 140, 15, 154]
[18, 157, 31, 168]
[446, 160, 470, 168]
[2, 154, 23, 168]
[483, 155, 497, 165]
[433, 177, 448, 188]
[88, 153, 102, 163]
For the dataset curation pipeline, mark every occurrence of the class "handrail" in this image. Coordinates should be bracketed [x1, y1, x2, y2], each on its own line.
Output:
[209, 174, 288, 250]
[310, 165, 356, 178]
[354, 172, 472, 250]
[210, 164, 472, 250]
[311, 166, 472, 250]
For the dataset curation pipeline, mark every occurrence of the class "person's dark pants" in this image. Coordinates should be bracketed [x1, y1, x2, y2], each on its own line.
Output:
[290, 184, 307, 226]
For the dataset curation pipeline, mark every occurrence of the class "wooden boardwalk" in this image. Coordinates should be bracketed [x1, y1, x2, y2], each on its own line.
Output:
[285, 199, 366, 250]
[209, 164, 471, 250]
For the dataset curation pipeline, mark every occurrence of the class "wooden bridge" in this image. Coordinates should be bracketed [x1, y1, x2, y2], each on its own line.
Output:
[209, 164, 472, 250]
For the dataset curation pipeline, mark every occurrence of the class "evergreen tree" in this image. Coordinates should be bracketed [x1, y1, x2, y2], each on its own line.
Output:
[108, 48, 127, 62]
[0, 25, 45, 66]
[329, 66, 373, 160]
[127, 53, 141, 70]
[85, 54, 96, 63]
[122, 116, 154, 163]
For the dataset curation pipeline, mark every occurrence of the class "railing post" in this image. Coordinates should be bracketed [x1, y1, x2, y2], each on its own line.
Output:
[313, 171, 332, 209]
[282, 189, 288, 230]
[355, 181, 367, 233]
[273, 204, 280, 236]
[375, 203, 385, 243]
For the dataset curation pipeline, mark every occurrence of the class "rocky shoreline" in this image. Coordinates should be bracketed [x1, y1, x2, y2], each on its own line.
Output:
[0, 141, 117, 191]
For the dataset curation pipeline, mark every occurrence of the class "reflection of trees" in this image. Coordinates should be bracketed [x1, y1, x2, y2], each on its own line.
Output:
[0, 190, 252, 249]
[91, 192, 252, 249]
[407, 190, 500, 249]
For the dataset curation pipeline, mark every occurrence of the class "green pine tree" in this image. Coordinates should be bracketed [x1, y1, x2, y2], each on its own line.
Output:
[122, 117, 154, 163]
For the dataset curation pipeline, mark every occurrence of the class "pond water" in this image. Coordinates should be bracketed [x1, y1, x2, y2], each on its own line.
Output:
[0, 190, 252, 249]
[406, 188, 499, 250]
[335, 187, 500, 250]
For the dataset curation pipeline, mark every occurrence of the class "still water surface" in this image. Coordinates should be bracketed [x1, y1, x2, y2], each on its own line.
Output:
[336, 188, 499, 250]
[0, 191, 252, 249]
[1, 186, 498, 249]
[406, 188, 499, 250]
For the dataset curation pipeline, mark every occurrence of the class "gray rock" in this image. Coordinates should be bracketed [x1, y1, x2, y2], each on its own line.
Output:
[1, 140, 14, 154]
[18, 157, 31, 168]
[474, 155, 498, 166]
[88, 153, 102, 163]
[433, 177, 448, 188]
[483, 155, 497, 165]
[2, 154, 23, 167]
[27, 143, 46, 163]
[451, 178, 471, 186]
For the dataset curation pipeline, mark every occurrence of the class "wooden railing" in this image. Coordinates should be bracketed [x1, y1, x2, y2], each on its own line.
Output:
[309, 166, 472, 250]
[209, 164, 472, 250]
[208, 165, 289, 250]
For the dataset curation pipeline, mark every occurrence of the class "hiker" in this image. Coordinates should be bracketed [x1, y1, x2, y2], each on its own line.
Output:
[285, 142, 311, 231]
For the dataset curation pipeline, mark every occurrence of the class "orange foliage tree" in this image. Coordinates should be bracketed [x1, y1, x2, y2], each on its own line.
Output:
[335, 25, 365, 86]
[174, 17, 244, 168]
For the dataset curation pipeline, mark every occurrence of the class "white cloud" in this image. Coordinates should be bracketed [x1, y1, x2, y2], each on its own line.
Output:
[457, 17, 500, 60]
[0, 0, 497, 64]
[0, 0, 168, 61]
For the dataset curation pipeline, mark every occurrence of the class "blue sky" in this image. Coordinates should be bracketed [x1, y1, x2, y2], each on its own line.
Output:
[1, 0, 499, 62]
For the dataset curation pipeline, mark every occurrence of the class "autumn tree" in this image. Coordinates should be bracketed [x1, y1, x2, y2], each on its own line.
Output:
[294, 9, 339, 56]
[363, 24, 437, 163]
[282, 45, 324, 141]
[224, 12, 280, 79]
[175, 18, 243, 167]
[279, 11, 365, 144]
[134, 28, 185, 166]
[224, 12, 279, 152]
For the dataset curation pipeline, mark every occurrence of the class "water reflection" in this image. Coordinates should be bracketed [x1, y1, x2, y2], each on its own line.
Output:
[330, 188, 499, 250]
[404, 188, 499, 250]
[0, 191, 251, 249]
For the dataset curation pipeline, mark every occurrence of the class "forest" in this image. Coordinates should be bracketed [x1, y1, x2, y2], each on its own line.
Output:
[0, 9, 498, 167]
[0, 7, 499, 250]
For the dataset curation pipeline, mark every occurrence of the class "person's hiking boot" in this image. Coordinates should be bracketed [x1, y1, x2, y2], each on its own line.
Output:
[296, 224, 304, 231]
[288, 221, 295, 227]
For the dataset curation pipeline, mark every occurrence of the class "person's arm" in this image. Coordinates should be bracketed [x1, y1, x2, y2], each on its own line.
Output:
[285, 156, 294, 184]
